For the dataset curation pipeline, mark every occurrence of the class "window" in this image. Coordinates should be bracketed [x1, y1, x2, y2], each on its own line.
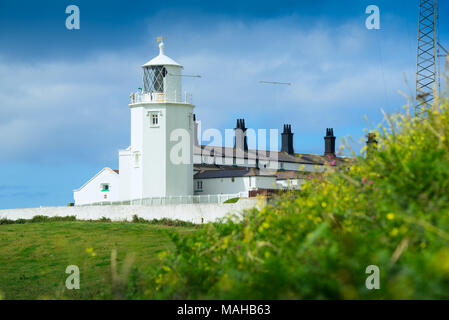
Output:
[134, 151, 141, 168]
[142, 66, 166, 93]
[152, 114, 158, 126]
[148, 112, 160, 128]
[196, 181, 203, 191]
[101, 184, 110, 192]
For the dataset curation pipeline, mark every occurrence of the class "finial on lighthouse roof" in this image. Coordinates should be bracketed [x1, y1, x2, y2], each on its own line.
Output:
[159, 41, 165, 55]
[142, 38, 182, 68]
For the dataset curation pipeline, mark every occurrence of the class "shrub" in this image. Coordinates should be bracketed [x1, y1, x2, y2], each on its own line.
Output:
[131, 215, 197, 227]
[144, 97, 449, 299]
[0, 216, 77, 225]
[0, 219, 16, 225]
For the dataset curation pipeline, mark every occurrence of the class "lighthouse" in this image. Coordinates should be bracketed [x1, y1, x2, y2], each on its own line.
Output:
[119, 41, 195, 201]
[73, 41, 342, 207]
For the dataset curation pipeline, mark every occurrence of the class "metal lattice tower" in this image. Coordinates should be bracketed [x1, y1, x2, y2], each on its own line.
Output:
[416, 0, 439, 116]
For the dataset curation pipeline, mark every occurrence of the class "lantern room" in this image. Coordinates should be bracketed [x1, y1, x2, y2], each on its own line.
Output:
[141, 41, 183, 103]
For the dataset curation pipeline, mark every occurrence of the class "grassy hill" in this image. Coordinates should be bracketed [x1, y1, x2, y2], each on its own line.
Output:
[0, 220, 193, 299]
[2, 97, 449, 300]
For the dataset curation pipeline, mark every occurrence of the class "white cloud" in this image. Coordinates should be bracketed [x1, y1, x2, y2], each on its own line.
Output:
[0, 54, 142, 163]
[0, 15, 415, 162]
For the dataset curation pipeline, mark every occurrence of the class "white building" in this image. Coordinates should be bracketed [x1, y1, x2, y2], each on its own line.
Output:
[74, 42, 343, 206]
[74, 168, 120, 206]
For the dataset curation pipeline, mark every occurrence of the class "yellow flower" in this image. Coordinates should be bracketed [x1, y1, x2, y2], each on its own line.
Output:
[390, 228, 399, 237]
[158, 251, 167, 259]
[433, 249, 449, 274]
[155, 273, 163, 284]
[85, 247, 94, 253]
[321, 202, 327, 208]
[221, 237, 229, 250]
[243, 226, 252, 243]
[386, 213, 395, 220]
[162, 265, 171, 272]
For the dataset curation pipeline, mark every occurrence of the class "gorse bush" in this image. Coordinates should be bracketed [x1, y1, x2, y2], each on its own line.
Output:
[143, 97, 449, 299]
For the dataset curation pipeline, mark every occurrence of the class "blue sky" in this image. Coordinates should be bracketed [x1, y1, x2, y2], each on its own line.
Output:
[0, 0, 448, 209]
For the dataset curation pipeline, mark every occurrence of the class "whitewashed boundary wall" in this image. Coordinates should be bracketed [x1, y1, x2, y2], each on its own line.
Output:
[0, 199, 264, 224]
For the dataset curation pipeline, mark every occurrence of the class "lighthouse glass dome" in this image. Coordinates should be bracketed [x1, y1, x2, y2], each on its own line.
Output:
[130, 41, 191, 104]
[143, 65, 167, 93]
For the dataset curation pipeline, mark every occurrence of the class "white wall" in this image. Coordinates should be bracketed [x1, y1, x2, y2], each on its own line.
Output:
[164, 65, 182, 102]
[195, 177, 247, 195]
[130, 106, 145, 199]
[165, 103, 194, 196]
[276, 179, 305, 190]
[195, 175, 277, 195]
[0, 199, 263, 224]
[130, 101, 194, 199]
[140, 104, 167, 198]
[252, 176, 279, 189]
[118, 148, 131, 201]
[74, 168, 120, 205]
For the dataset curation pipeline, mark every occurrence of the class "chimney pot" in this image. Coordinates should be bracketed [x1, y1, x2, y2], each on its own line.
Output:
[324, 128, 336, 156]
[281, 124, 295, 155]
[193, 114, 199, 146]
[234, 118, 248, 151]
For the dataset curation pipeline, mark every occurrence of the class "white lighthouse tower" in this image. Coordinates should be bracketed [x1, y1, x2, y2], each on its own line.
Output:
[118, 41, 195, 201]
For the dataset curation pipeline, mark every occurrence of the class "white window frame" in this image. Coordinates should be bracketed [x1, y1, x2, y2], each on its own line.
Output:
[151, 113, 159, 127]
[188, 113, 193, 130]
[148, 111, 161, 128]
[133, 151, 141, 168]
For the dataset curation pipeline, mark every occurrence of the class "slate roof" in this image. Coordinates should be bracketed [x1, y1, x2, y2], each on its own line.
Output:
[194, 167, 275, 179]
[193, 164, 311, 180]
[193, 145, 346, 166]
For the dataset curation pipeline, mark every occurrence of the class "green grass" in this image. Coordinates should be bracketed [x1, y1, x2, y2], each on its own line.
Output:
[223, 197, 240, 204]
[0, 221, 193, 299]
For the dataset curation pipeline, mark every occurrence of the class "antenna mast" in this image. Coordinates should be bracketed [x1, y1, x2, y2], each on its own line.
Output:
[416, 0, 439, 116]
